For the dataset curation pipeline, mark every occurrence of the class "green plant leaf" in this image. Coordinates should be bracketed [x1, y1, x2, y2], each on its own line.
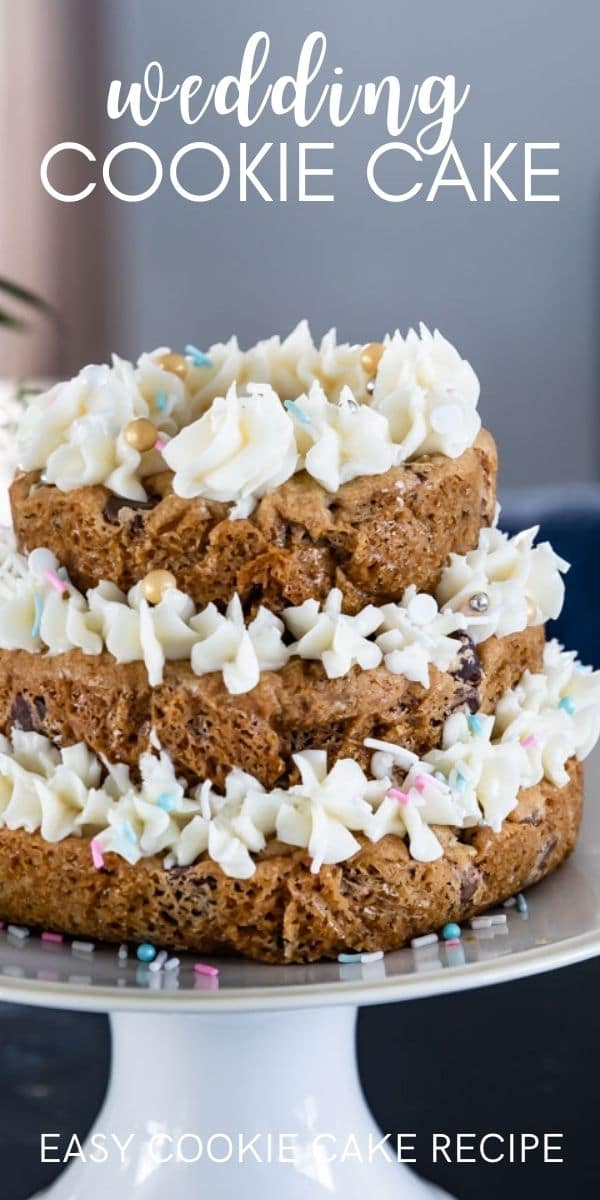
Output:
[0, 308, 28, 332]
[0, 276, 57, 321]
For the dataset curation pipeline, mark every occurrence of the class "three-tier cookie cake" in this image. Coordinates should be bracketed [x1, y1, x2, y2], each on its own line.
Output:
[0, 323, 598, 962]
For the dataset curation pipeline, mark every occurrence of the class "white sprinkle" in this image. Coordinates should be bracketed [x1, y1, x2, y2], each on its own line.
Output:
[117, 944, 128, 961]
[470, 916, 493, 929]
[149, 950, 168, 974]
[149, 726, 162, 751]
[361, 950, 384, 963]
[411, 932, 439, 949]
[488, 913, 508, 926]
[71, 940, 95, 954]
[164, 958, 180, 972]
[7, 924, 30, 940]
[503, 897, 517, 908]
[363, 737, 418, 767]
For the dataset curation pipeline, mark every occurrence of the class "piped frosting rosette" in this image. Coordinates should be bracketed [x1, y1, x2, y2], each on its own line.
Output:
[16, 323, 482, 507]
[0, 641, 596, 879]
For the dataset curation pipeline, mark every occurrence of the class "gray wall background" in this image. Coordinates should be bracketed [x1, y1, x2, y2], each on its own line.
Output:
[58, 2, 600, 485]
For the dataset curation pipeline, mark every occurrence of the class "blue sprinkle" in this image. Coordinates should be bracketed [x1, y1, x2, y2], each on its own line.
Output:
[184, 344, 212, 368]
[284, 398, 311, 426]
[31, 593, 44, 639]
[337, 952, 362, 964]
[137, 943, 157, 964]
[156, 793, 176, 813]
[516, 892, 528, 914]
[454, 771, 468, 792]
[467, 714, 484, 735]
[442, 922, 461, 941]
[123, 820, 137, 844]
[155, 390, 168, 412]
[558, 696, 576, 715]
[57, 566, 69, 581]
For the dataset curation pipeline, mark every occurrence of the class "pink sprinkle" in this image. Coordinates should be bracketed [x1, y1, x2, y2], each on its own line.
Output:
[445, 938, 461, 947]
[413, 774, 428, 794]
[386, 788, 410, 806]
[155, 437, 166, 452]
[91, 839, 104, 870]
[521, 734, 539, 749]
[41, 931, 63, 944]
[43, 569, 68, 595]
[194, 962, 219, 977]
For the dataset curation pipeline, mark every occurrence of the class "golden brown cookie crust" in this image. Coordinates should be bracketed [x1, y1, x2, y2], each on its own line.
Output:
[0, 762, 582, 963]
[10, 431, 497, 614]
[0, 626, 543, 790]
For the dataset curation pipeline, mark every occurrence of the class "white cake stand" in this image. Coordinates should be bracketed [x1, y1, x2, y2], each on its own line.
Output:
[1, 751, 599, 1200]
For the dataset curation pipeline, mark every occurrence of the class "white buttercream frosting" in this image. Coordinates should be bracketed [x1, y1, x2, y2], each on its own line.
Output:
[163, 383, 298, 514]
[0, 522, 570, 693]
[16, 323, 482, 502]
[371, 324, 481, 460]
[436, 525, 569, 642]
[0, 639, 596, 877]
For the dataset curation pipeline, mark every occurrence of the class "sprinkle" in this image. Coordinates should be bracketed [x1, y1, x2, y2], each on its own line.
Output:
[137, 943, 157, 964]
[470, 916, 492, 929]
[488, 913, 507, 926]
[164, 957, 180, 972]
[386, 788, 409, 806]
[467, 714, 484, 735]
[194, 962, 219, 977]
[413, 774, 428, 794]
[454, 771, 468, 791]
[156, 793, 176, 813]
[8, 924, 30, 940]
[43, 569, 68, 595]
[360, 950, 384, 963]
[445, 937, 462, 948]
[558, 695, 576, 715]
[118, 944, 128, 961]
[521, 734, 539, 749]
[31, 593, 44, 638]
[283, 398, 311, 425]
[184, 344, 212, 367]
[516, 892, 529, 914]
[442, 922, 461, 940]
[154, 437, 166, 453]
[123, 820, 137, 844]
[337, 952, 362, 964]
[155, 390, 168, 412]
[503, 897, 517, 908]
[71, 940, 95, 954]
[90, 839, 104, 870]
[41, 931, 63, 944]
[411, 932, 439, 949]
[149, 950, 168, 974]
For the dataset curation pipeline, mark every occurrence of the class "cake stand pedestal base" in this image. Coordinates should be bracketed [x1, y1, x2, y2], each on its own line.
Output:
[33, 1006, 452, 1199]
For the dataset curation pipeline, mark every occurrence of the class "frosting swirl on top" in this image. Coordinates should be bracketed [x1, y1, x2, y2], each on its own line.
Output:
[372, 324, 481, 460]
[0, 639, 596, 877]
[162, 383, 298, 514]
[16, 322, 482, 503]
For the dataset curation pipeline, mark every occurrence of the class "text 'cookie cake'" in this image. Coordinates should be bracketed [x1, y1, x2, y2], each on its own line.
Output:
[0, 323, 598, 962]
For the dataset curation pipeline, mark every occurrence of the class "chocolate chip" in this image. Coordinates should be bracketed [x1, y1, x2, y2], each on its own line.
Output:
[536, 836, 559, 873]
[451, 632, 483, 686]
[460, 866, 480, 905]
[34, 696, 46, 721]
[102, 494, 160, 525]
[10, 694, 35, 732]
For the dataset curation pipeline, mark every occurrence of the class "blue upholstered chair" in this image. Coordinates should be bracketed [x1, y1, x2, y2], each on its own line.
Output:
[502, 484, 600, 668]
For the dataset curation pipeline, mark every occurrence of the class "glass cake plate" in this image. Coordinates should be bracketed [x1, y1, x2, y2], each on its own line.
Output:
[2, 748, 599, 1200]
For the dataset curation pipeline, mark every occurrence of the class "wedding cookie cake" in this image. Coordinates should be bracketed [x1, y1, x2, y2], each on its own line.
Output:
[0, 323, 598, 962]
